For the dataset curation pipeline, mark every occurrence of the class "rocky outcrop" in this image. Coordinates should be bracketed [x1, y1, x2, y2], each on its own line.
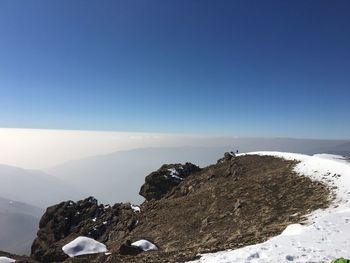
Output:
[139, 163, 201, 201]
[118, 240, 143, 255]
[216, 151, 236, 163]
[31, 197, 137, 263]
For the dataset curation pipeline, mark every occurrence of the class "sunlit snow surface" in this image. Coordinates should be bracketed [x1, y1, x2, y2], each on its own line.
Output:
[187, 152, 350, 263]
[62, 236, 107, 257]
[131, 204, 141, 213]
[0, 257, 15, 263]
[131, 239, 158, 251]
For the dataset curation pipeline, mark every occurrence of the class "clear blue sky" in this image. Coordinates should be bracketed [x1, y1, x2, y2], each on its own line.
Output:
[0, 0, 349, 139]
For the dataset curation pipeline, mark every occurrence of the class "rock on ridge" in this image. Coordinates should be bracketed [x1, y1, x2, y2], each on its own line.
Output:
[31, 197, 136, 262]
[139, 162, 201, 201]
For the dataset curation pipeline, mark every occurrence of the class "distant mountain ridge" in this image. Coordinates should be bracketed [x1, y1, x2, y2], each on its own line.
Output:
[0, 197, 43, 255]
[0, 196, 42, 217]
[322, 142, 350, 156]
[46, 146, 233, 204]
[0, 164, 85, 208]
[0, 165, 85, 255]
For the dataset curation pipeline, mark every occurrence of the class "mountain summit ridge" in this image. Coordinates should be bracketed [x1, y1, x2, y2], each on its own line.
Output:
[21, 153, 331, 263]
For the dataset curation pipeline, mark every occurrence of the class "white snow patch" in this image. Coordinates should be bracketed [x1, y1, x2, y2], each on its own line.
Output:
[0, 257, 15, 263]
[187, 152, 350, 263]
[131, 204, 141, 213]
[62, 236, 107, 257]
[131, 239, 158, 251]
[168, 168, 183, 180]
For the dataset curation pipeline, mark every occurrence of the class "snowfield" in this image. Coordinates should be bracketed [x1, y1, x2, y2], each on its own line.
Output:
[62, 236, 107, 257]
[187, 152, 350, 263]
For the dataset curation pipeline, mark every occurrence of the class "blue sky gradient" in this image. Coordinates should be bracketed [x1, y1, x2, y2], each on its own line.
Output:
[0, 0, 349, 139]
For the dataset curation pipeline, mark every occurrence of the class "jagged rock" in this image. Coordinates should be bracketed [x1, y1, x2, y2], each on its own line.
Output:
[217, 152, 236, 163]
[31, 197, 136, 263]
[139, 162, 201, 201]
[119, 240, 143, 255]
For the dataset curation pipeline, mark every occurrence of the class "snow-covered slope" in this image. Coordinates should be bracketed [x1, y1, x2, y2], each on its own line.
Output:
[188, 152, 350, 263]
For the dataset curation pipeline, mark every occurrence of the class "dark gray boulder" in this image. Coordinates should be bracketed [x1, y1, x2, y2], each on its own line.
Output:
[139, 163, 201, 201]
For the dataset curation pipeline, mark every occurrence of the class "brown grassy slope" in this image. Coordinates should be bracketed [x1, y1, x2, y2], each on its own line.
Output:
[74, 155, 331, 263]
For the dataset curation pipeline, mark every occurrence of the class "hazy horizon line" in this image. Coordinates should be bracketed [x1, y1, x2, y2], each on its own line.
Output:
[1, 127, 348, 141]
